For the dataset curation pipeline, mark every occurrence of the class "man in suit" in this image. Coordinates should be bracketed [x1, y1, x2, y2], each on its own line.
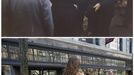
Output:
[2, 0, 54, 36]
[85, 0, 116, 36]
[51, 0, 84, 36]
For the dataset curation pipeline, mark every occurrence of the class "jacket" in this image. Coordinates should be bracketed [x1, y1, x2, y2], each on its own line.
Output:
[2, 0, 54, 36]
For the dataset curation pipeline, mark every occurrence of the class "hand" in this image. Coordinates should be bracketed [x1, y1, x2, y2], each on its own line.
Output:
[74, 4, 78, 9]
[93, 3, 101, 12]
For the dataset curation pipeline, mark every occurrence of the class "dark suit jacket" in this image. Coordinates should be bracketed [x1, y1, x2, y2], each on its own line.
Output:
[51, 0, 83, 36]
[85, 0, 116, 16]
[2, 0, 54, 36]
[84, 0, 116, 36]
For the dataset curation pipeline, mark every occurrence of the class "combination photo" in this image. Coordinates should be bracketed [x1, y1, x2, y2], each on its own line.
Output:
[1, 0, 133, 75]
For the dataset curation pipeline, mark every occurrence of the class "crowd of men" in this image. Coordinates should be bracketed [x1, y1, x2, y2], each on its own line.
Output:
[2, 0, 132, 36]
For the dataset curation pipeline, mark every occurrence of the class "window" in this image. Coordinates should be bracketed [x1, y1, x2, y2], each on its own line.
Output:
[42, 51, 51, 62]
[33, 49, 54, 62]
[129, 39, 132, 53]
[81, 56, 88, 64]
[105, 59, 112, 66]
[126, 39, 130, 53]
[30, 70, 40, 75]
[95, 38, 100, 45]
[49, 70, 57, 75]
[60, 52, 68, 63]
[9, 45, 19, 60]
[39, 50, 46, 62]
[43, 70, 57, 75]
[33, 49, 39, 61]
[2, 45, 8, 59]
[86, 39, 93, 44]
[79, 38, 86, 42]
[49, 51, 54, 62]
[27, 48, 34, 61]
[4, 44, 127, 68]
[119, 38, 123, 51]
[53, 51, 60, 63]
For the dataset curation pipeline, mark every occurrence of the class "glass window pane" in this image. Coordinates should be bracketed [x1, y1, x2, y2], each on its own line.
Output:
[9, 46, 19, 60]
[27, 48, 33, 61]
[2, 45, 8, 59]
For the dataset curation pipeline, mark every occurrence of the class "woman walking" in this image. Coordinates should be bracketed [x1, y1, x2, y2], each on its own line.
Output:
[63, 56, 84, 75]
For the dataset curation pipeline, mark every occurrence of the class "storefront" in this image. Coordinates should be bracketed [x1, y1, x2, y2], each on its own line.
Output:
[2, 39, 132, 75]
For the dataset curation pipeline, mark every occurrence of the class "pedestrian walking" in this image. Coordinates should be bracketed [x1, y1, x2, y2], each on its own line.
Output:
[63, 56, 84, 75]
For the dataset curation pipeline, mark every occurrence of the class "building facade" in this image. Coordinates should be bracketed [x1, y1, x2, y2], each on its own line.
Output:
[76, 38, 132, 54]
[2, 38, 133, 75]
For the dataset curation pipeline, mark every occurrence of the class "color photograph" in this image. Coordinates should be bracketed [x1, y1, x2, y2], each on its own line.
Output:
[1, 0, 133, 75]
[2, 38, 133, 75]
[2, 0, 132, 37]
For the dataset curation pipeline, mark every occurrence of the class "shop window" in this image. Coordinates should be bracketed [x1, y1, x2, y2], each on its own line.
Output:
[2, 45, 8, 59]
[9, 45, 19, 60]
[33, 49, 39, 61]
[27, 48, 34, 61]
[30, 70, 40, 75]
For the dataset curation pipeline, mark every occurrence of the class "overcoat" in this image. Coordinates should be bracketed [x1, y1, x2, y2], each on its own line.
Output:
[85, 0, 116, 36]
[2, 0, 54, 36]
[51, 0, 83, 36]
